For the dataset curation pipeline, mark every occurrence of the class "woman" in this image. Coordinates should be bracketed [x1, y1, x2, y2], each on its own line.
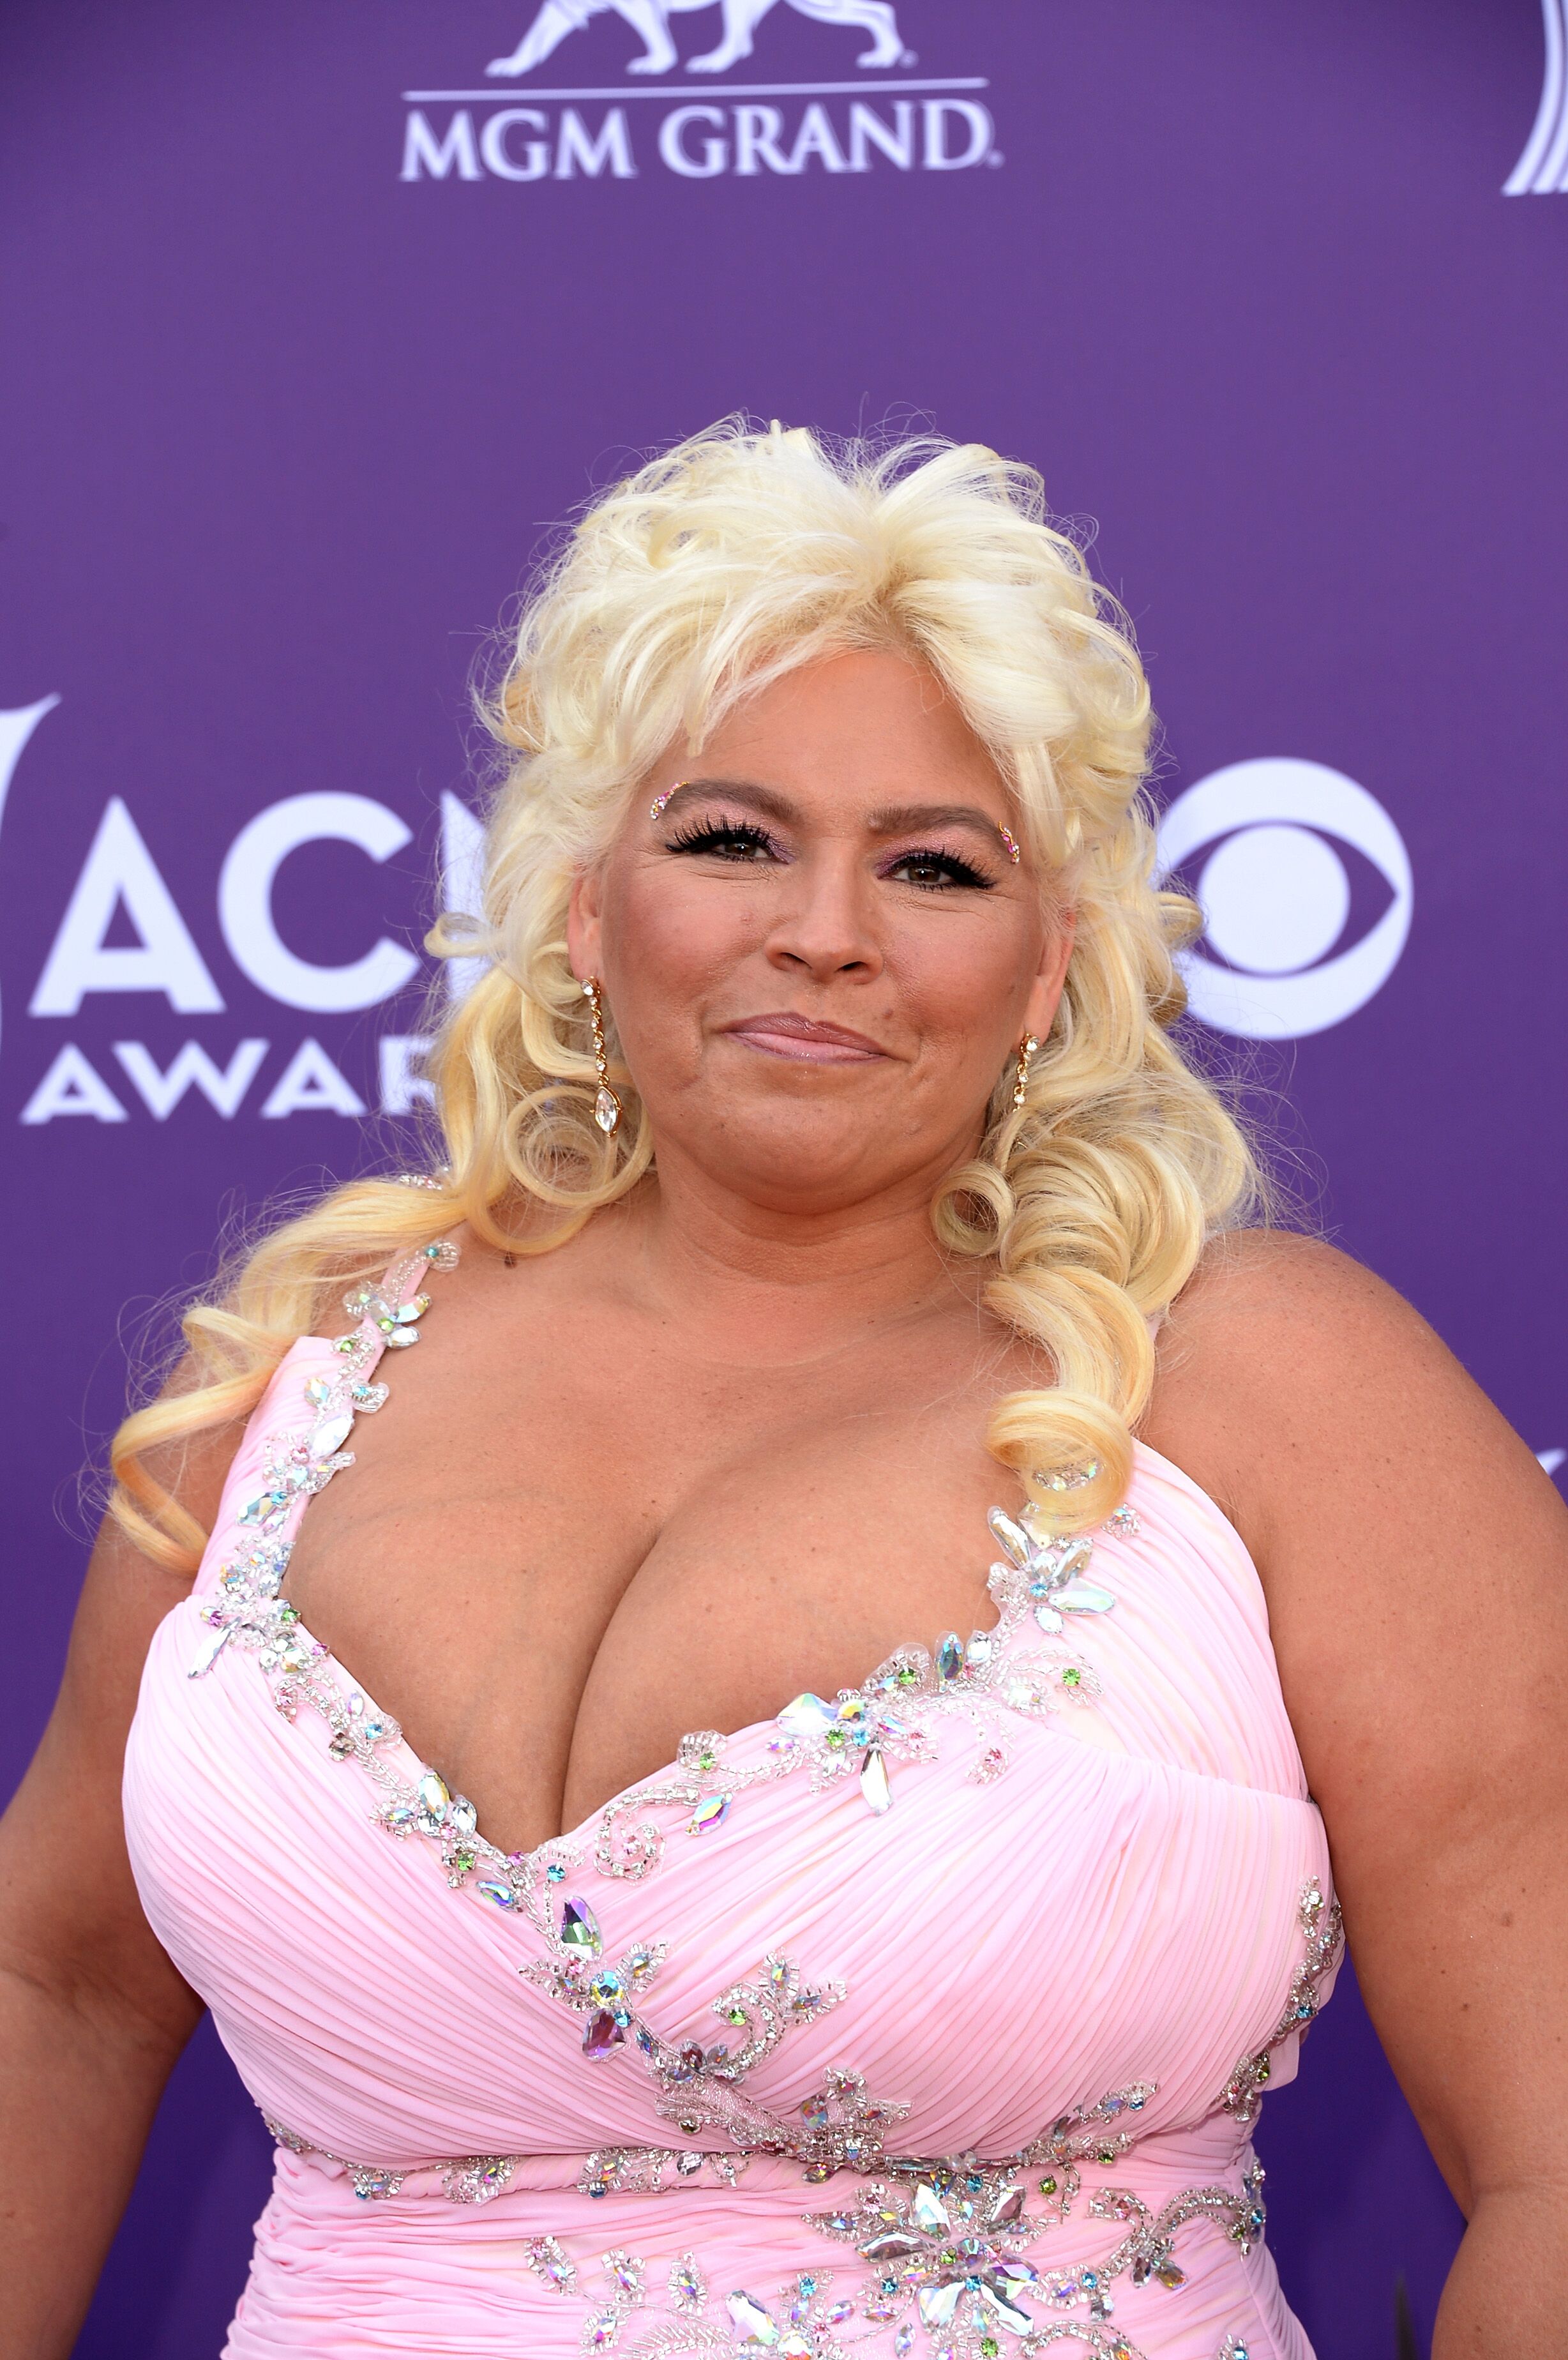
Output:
[1, 425, 1562, 2360]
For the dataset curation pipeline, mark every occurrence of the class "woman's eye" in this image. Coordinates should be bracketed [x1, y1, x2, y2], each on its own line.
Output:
[665, 821, 778, 863]
[885, 849, 993, 890]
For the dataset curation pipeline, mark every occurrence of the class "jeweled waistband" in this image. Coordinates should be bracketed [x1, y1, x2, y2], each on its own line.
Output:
[259, 2126, 1272, 2360]
[266, 2118, 758, 2204]
[263, 2112, 1256, 2211]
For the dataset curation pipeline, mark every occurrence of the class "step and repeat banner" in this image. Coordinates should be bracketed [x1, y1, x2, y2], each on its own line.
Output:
[5, 3, 1564, 2354]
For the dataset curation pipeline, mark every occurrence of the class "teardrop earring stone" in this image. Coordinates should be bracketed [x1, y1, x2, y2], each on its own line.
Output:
[594, 1087, 621, 1135]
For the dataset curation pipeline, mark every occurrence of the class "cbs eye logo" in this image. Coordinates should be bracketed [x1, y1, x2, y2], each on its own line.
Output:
[1157, 757, 1413, 1040]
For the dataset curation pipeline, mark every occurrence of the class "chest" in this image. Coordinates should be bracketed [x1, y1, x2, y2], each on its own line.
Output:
[276, 1280, 1034, 1853]
[145, 1330, 1332, 2200]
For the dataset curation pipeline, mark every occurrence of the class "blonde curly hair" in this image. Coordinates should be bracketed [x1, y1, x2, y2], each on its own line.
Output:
[110, 419, 1255, 1573]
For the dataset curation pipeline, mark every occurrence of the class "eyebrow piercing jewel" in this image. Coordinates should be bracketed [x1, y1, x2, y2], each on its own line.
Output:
[649, 783, 688, 821]
[998, 826, 1022, 866]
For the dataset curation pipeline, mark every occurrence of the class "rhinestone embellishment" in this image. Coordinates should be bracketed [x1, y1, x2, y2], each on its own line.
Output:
[195, 1233, 1329, 2360]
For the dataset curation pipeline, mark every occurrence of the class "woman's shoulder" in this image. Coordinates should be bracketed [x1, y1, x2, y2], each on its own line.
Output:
[1140, 1227, 1482, 1558]
[1156, 1224, 1441, 1387]
[1170, 1222, 1411, 1324]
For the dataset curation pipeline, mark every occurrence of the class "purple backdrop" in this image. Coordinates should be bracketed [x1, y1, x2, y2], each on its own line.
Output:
[6, 3, 1564, 2353]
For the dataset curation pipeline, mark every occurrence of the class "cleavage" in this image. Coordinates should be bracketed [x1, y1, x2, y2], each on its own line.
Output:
[278, 1388, 1004, 1859]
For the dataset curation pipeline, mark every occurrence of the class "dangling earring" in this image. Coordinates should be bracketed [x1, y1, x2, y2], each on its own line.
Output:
[1011, 1035, 1039, 1112]
[582, 977, 621, 1136]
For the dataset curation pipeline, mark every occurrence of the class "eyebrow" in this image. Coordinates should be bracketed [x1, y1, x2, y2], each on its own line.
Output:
[658, 777, 795, 824]
[864, 801, 1006, 841]
[657, 778, 1007, 842]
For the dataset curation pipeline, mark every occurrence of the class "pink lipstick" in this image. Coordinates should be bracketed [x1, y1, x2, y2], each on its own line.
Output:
[725, 1012, 886, 1064]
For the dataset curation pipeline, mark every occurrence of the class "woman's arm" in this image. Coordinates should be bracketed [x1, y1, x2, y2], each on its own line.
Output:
[1145, 1233, 1568, 2357]
[0, 1423, 236, 2360]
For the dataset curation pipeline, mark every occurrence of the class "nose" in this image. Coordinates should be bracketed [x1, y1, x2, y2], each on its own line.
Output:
[762, 845, 884, 986]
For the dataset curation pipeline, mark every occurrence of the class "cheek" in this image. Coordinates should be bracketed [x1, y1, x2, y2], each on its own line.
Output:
[600, 868, 760, 1068]
[891, 909, 1047, 1035]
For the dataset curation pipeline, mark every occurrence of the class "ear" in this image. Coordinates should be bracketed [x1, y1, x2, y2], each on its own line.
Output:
[1021, 907, 1076, 1043]
[566, 864, 605, 984]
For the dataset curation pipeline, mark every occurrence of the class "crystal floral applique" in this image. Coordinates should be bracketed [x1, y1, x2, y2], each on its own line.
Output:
[1222, 1880, 1343, 2125]
[577, 2148, 750, 2200]
[527, 2234, 580, 2293]
[520, 1901, 839, 2067]
[1034, 2160, 1267, 2325]
[181, 1244, 548, 1900]
[768, 1504, 1127, 1812]
[796, 2082, 1176, 2353]
[264, 2113, 516, 2205]
[810, 2168, 1053, 2343]
[584, 2250, 652, 2352]
[573, 2103, 1248, 2360]
[984, 1511, 1117, 1638]
[186, 1240, 458, 1683]
[179, 1246, 649, 1943]
[520, 1910, 910, 2178]
[562, 2251, 1159, 2360]
[279, 2186, 1182, 2360]
[616, 1496, 1134, 1853]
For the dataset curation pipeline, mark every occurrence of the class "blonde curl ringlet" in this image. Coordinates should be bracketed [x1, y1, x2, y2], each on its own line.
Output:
[109, 417, 1258, 1575]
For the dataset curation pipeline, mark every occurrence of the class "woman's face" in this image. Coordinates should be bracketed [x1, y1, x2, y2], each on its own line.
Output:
[568, 649, 1073, 1217]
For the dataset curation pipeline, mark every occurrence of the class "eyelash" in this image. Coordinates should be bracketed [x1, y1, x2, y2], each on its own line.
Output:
[662, 817, 997, 892]
[889, 847, 996, 892]
[665, 818, 776, 861]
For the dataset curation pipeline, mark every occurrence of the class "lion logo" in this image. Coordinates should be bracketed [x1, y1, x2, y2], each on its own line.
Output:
[485, 0, 913, 80]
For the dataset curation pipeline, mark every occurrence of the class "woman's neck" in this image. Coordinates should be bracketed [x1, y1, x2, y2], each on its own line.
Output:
[604, 1147, 979, 1370]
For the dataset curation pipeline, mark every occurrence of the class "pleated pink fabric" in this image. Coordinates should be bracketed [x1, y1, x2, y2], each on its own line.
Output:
[124, 1243, 1340, 2360]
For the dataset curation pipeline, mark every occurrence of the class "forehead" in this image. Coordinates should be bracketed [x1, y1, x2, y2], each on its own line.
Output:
[693, 648, 1000, 798]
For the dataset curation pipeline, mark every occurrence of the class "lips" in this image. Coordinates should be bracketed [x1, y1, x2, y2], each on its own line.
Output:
[724, 1011, 887, 1063]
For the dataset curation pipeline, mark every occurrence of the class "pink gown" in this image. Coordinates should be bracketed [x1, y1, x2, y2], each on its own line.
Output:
[123, 1239, 1341, 2360]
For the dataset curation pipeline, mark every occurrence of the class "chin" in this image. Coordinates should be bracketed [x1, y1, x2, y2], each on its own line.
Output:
[714, 1112, 915, 1206]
